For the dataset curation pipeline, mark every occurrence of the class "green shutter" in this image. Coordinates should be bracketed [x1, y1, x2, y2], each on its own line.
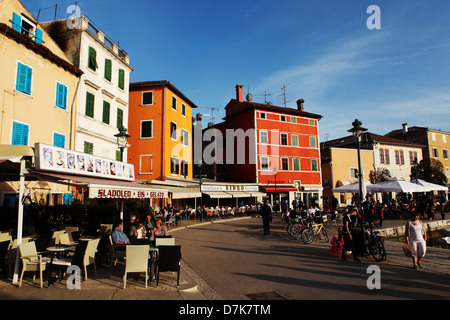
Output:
[88, 47, 98, 71]
[85, 92, 95, 118]
[118, 69, 124, 90]
[102, 101, 110, 124]
[117, 108, 123, 129]
[84, 141, 94, 154]
[104, 59, 112, 81]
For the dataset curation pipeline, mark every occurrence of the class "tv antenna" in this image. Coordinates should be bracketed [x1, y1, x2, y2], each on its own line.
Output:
[277, 83, 290, 107]
[253, 91, 272, 104]
[200, 106, 219, 124]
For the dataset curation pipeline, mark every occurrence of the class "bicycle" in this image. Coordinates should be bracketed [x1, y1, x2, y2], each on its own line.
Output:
[365, 223, 387, 262]
[287, 217, 312, 239]
[301, 218, 329, 244]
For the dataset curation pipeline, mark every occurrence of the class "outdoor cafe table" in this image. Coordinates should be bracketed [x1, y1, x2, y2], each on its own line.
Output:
[46, 245, 75, 286]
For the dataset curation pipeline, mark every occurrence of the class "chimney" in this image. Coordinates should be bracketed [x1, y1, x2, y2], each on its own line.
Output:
[296, 99, 305, 111]
[402, 123, 408, 134]
[235, 84, 243, 102]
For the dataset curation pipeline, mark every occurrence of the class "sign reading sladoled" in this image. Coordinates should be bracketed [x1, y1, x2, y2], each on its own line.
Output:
[89, 184, 167, 199]
[35, 143, 135, 181]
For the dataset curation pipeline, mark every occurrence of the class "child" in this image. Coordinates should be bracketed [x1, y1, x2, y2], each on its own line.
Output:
[330, 228, 344, 258]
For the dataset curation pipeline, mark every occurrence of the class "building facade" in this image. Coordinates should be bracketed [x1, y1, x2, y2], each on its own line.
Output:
[42, 16, 133, 161]
[207, 85, 323, 208]
[0, 0, 83, 206]
[128, 81, 197, 182]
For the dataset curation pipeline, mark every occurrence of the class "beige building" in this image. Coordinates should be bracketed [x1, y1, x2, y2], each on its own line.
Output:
[0, 0, 83, 206]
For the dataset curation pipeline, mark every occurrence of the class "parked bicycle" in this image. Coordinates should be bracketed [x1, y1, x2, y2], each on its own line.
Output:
[301, 216, 329, 244]
[365, 223, 387, 262]
[286, 216, 312, 239]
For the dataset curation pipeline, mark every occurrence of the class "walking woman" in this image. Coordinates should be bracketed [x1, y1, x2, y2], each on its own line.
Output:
[405, 212, 427, 270]
[342, 207, 360, 262]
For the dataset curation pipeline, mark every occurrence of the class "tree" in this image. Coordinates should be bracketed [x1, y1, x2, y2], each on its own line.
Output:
[369, 167, 391, 184]
[410, 158, 447, 185]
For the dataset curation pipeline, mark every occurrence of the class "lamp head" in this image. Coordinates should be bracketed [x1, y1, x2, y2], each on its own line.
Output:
[114, 126, 131, 149]
[347, 119, 368, 138]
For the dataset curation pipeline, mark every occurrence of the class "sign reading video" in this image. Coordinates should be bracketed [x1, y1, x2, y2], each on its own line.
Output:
[35, 143, 135, 181]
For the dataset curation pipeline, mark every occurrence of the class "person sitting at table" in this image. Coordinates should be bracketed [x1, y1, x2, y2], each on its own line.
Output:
[136, 219, 146, 239]
[153, 219, 167, 236]
[145, 214, 155, 236]
[111, 219, 130, 245]
[123, 214, 137, 240]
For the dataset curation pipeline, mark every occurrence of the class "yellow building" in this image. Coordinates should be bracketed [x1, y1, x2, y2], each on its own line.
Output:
[0, 0, 83, 206]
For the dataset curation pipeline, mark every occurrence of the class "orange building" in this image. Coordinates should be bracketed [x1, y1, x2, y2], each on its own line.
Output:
[128, 81, 198, 183]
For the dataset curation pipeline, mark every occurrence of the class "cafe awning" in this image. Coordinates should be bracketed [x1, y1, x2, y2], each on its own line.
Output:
[263, 186, 298, 193]
[30, 170, 168, 199]
[203, 191, 233, 199]
[166, 186, 201, 199]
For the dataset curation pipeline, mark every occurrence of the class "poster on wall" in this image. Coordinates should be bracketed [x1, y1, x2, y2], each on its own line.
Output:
[35, 143, 135, 181]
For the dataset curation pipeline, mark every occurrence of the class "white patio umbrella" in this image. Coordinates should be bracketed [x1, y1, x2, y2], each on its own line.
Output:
[367, 177, 431, 193]
[332, 180, 372, 193]
[410, 179, 448, 192]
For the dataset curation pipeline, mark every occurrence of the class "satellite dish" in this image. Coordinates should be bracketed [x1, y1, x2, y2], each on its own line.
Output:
[267, 102, 273, 105]
[246, 93, 253, 102]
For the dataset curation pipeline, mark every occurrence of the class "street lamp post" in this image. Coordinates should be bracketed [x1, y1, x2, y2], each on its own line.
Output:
[348, 119, 368, 255]
[273, 167, 278, 211]
[197, 163, 204, 222]
[114, 126, 131, 162]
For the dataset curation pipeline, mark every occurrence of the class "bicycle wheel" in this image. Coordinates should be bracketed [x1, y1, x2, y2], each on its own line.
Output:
[289, 224, 303, 240]
[301, 227, 314, 244]
[369, 238, 385, 262]
[321, 228, 329, 243]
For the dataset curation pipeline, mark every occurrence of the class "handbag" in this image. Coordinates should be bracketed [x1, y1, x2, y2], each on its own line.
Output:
[403, 244, 412, 258]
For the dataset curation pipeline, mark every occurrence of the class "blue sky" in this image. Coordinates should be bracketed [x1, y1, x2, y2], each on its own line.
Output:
[23, 0, 450, 141]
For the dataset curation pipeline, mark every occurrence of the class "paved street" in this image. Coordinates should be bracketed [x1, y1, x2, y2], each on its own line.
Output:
[175, 216, 450, 300]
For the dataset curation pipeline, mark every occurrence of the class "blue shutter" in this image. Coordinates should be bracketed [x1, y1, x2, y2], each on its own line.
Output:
[53, 133, 65, 148]
[16, 63, 32, 95]
[35, 28, 43, 44]
[12, 13, 21, 32]
[56, 83, 68, 109]
[12, 122, 29, 146]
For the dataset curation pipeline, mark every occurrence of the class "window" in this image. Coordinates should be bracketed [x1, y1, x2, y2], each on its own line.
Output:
[260, 112, 266, 119]
[409, 151, 418, 164]
[16, 62, 32, 95]
[181, 129, 189, 146]
[309, 119, 315, 126]
[395, 150, 400, 164]
[281, 157, 289, 171]
[84, 141, 94, 154]
[309, 136, 317, 148]
[291, 134, 299, 147]
[182, 104, 186, 116]
[139, 154, 153, 174]
[311, 159, 318, 172]
[280, 115, 286, 122]
[293, 158, 300, 171]
[117, 108, 123, 129]
[88, 47, 98, 71]
[431, 133, 436, 141]
[433, 148, 439, 158]
[385, 149, 390, 164]
[443, 135, 447, 143]
[11, 12, 43, 44]
[170, 122, 177, 140]
[142, 92, 153, 105]
[380, 149, 385, 164]
[140, 120, 153, 138]
[171, 157, 179, 175]
[104, 59, 112, 81]
[12, 121, 29, 146]
[260, 131, 268, 144]
[55, 82, 68, 109]
[181, 160, 188, 177]
[281, 133, 288, 146]
[171, 96, 177, 110]
[53, 133, 66, 148]
[290, 116, 297, 123]
[443, 149, 449, 159]
[102, 101, 110, 124]
[261, 156, 269, 171]
[118, 69, 125, 90]
[350, 168, 358, 179]
[85, 92, 95, 118]
[400, 150, 405, 165]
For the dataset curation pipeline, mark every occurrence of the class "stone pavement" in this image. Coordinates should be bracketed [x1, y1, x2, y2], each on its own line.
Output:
[0, 215, 448, 300]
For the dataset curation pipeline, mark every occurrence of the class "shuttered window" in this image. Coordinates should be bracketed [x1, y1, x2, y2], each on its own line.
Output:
[84, 141, 94, 154]
[104, 59, 112, 81]
[12, 122, 29, 146]
[102, 101, 110, 124]
[53, 133, 66, 148]
[118, 69, 125, 90]
[117, 108, 123, 129]
[55, 82, 68, 109]
[16, 62, 32, 95]
[85, 92, 95, 118]
[88, 47, 98, 71]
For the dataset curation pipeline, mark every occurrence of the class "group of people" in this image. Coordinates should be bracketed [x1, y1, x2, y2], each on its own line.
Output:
[111, 213, 167, 245]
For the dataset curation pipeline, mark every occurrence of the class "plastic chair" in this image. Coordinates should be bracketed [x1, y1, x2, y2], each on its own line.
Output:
[123, 245, 149, 289]
[108, 235, 126, 269]
[155, 238, 175, 246]
[156, 245, 181, 287]
[59, 233, 77, 246]
[52, 241, 88, 281]
[52, 231, 67, 245]
[100, 224, 113, 234]
[18, 241, 51, 288]
[83, 239, 100, 280]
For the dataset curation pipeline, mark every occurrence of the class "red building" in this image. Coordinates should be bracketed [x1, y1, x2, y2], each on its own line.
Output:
[206, 85, 323, 207]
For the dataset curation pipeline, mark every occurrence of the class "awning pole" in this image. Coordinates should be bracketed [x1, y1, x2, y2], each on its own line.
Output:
[119, 199, 124, 220]
[12, 158, 26, 284]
